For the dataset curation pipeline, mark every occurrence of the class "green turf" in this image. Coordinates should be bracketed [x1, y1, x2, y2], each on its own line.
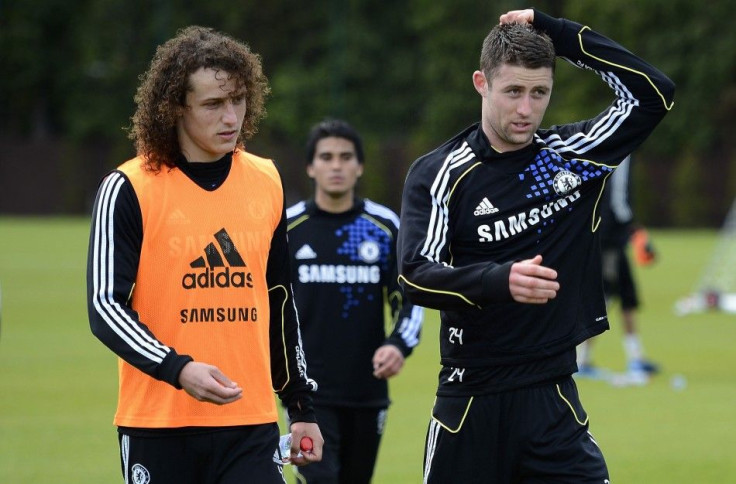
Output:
[1, 217, 734, 483]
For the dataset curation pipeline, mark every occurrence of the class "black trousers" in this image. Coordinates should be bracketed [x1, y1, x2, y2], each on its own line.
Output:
[118, 423, 286, 484]
[294, 405, 386, 484]
[602, 246, 640, 310]
[424, 377, 609, 484]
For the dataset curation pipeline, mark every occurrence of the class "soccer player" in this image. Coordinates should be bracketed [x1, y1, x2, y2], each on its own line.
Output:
[86, 26, 322, 483]
[397, 9, 674, 483]
[286, 119, 423, 484]
[577, 155, 660, 385]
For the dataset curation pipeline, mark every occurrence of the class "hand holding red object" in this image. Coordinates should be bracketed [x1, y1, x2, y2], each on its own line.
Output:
[300, 436, 314, 452]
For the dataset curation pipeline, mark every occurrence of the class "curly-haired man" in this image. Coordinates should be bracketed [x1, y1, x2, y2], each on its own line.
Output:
[87, 26, 322, 483]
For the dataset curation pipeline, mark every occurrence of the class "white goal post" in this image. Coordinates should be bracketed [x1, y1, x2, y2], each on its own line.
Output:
[675, 197, 736, 315]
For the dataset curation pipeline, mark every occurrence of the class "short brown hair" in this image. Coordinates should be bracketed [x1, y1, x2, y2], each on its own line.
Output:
[128, 26, 270, 171]
[480, 22, 555, 83]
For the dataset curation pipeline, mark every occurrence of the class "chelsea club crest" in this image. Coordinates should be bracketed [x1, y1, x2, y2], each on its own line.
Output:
[131, 464, 150, 484]
[358, 240, 380, 263]
[552, 170, 582, 196]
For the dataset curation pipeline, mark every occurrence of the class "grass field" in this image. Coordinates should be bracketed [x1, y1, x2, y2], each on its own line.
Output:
[1, 217, 735, 483]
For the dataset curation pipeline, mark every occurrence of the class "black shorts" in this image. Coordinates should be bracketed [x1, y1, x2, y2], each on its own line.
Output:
[423, 377, 608, 484]
[294, 405, 386, 484]
[602, 246, 639, 310]
[118, 423, 286, 484]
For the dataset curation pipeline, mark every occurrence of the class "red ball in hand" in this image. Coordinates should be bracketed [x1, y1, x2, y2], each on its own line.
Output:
[300, 436, 314, 452]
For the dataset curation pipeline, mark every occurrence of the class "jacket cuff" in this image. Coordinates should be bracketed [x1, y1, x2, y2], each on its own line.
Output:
[285, 392, 317, 423]
[155, 351, 194, 389]
[384, 338, 412, 358]
[480, 261, 514, 304]
[532, 9, 565, 42]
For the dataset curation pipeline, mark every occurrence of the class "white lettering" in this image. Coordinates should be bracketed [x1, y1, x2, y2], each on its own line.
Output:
[477, 190, 582, 244]
[320, 265, 337, 281]
[477, 224, 493, 242]
[449, 327, 464, 345]
[528, 208, 540, 225]
[448, 367, 465, 382]
[507, 212, 528, 235]
[541, 203, 553, 218]
[494, 220, 509, 240]
[297, 264, 381, 284]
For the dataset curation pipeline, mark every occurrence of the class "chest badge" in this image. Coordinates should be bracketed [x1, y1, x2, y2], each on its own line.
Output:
[552, 170, 582, 196]
[358, 240, 380, 263]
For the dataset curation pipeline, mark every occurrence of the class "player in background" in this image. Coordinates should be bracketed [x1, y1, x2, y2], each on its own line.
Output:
[576, 154, 661, 385]
[397, 9, 674, 483]
[86, 26, 322, 483]
[286, 119, 423, 484]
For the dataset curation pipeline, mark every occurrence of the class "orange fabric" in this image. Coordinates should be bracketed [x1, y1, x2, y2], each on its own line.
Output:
[115, 151, 282, 427]
[631, 227, 656, 266]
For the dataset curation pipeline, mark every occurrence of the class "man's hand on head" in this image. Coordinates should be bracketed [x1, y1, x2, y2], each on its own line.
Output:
[499, 9, 534, 25]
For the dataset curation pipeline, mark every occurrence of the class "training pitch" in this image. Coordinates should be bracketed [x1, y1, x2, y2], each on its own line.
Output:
[0, 217, 734, 483]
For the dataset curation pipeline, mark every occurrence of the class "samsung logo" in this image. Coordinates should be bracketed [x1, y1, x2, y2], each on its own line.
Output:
[297, 264, 380, 284]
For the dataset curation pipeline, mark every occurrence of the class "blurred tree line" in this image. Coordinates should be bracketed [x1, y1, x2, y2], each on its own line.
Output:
[1, 0, 735, 227]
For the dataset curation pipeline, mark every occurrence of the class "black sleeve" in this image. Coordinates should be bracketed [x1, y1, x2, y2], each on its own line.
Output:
[267, 181, 317, 423]
[398, 158, 515, 311]
[383, 219, 423, 357]
[86, 171, 193, 389]
[533, 9, 676, 164]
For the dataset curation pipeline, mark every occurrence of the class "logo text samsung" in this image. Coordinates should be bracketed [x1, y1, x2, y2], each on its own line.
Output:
[477, 190, 581, 243]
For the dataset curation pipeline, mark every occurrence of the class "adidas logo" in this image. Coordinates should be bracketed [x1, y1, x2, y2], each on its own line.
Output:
[167, 209, 191, 225]
[295, 244, 317, 260]
[181, 228, 253, 289]
[473, 197, 499, 216]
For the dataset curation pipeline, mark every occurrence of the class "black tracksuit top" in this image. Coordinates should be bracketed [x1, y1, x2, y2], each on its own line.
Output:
[287, 198, 423, 407]
[397, 10, 675, 395]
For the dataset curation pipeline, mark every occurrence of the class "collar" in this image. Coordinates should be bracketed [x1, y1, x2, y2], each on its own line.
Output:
[466, 123, 539, 168]
[175, 152, 233, 190]
[305, 197, 364, 218]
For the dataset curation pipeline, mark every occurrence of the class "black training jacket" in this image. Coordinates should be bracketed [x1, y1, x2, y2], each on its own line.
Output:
[287, 198, 423, 407]
[398, 10, 674, 395]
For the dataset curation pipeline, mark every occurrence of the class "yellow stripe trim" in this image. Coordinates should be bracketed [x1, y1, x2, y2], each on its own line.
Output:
[448, 162, 483, 200]
[536, 148, 618, 233]
[268, 284, 290, 392]
[387, 288, 403, 327]
[398, 274, 480, 308]
[287, 214, 309, 231]
[430, 396, 474, 433]
[578, 26, 674, 111]
[556, 383, 588, 425]
[591, 172, 613, 233]
[361, 213, 394, 238]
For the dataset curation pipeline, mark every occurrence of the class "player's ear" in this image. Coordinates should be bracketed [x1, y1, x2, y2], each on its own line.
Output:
[306, 163, 315, 179]
[356, 163, 364, 178]
[473, 70, 488, 96]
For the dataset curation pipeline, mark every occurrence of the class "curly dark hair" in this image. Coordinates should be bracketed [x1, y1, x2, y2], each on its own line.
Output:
[128, 25, 270, 171]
